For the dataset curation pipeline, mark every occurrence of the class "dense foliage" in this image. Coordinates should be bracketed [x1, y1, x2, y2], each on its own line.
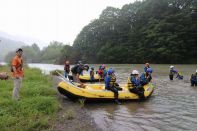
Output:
[69, 0, 197, 64]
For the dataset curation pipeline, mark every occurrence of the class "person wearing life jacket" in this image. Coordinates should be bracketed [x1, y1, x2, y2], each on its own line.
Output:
[140, 68, 153, 86]
[169, 66, 178, 80]
[90, 67, 95, 83]
[144, 63, 150, 72]
[127, 70, 145, 99]
[98, 65, 104, 78]
[105, 68, 121, 104]
[176, 72, 184, 80]
[190, 70, 197, 86]
[64, 60, 70, 78]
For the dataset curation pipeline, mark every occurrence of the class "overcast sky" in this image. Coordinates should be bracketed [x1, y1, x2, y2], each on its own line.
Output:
[0, 0, 136, 46]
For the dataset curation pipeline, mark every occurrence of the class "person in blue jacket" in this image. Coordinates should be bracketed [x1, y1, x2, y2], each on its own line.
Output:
[144, 63, 150, 72]
[140, 68, 153, 86]
[169, 66, 178, 80]
[127, 70, 145, 99]
[105, 68, 121, 104]
[190, 70, 197, 86]
[176, 72, 184, 80]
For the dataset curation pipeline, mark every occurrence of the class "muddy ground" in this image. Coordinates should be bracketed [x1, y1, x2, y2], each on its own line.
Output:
[52, 76, 100, 131]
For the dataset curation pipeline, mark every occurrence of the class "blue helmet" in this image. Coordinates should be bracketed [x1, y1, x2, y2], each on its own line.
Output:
[146, 68, 153, 73]
[108, 68, 114, 75]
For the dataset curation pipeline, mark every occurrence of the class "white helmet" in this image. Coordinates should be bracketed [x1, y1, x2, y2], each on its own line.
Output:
[170, 66, 174, 69]
[132, 70, 139, 75]
[196, 70, 197, 73]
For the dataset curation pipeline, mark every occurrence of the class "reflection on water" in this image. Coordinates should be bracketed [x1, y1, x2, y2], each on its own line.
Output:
[28, 63, 197, 130]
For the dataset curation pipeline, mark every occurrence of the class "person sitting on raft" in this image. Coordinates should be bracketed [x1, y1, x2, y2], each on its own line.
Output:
[140, 68, 153, 86]
[169, 66, 178, 80]
[190, 70, 197, 86]
[144, 63, 150, 72]
[90, 67, 95, 83]
[105, 68, 121, 105]
[127, 70, 145, 99]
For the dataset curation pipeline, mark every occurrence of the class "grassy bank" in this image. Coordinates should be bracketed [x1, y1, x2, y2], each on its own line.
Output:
[0, 66, 60, 130]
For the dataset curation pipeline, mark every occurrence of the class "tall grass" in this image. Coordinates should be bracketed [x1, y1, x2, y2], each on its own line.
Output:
[0, 66, 60, 130]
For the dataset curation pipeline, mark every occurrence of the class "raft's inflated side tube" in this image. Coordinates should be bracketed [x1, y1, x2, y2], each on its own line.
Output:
[68, 74, 104, 82]
[57, 79, 155, 101]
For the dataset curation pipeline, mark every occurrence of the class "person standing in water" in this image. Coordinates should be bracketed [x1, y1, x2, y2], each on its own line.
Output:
[11, 48, 24, 100]
[169, 66, 178, 80]
[190, 70, 197, 86]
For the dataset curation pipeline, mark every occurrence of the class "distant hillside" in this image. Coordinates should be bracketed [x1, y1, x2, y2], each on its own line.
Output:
[0, 36, 25, 61]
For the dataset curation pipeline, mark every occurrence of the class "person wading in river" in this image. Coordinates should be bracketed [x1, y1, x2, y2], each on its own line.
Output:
[11, 48, 24, 100]
[190, 70, 197, 86]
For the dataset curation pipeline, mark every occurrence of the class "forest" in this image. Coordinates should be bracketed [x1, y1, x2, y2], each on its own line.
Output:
[5, 0, 197, 64]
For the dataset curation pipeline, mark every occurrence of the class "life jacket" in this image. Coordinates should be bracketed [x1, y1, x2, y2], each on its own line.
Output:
[128, 75, 140, 87]
[109, 75, 116, 87]
[140, 73, 151, 85]
[98, 69, 104, 76]
[169, 69, 177, 75]
[191, 74, 197, 81]
[176, 73, 183, 80]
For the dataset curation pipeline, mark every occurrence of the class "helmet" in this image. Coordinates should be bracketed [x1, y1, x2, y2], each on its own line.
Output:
[196, 70, 197, 73]
[91, 67, 94, 70]
[170, 66, 174, 69]
[108, 68, 114, 75]
[146, 68, 153, 73]
[132, 70, 139, 75]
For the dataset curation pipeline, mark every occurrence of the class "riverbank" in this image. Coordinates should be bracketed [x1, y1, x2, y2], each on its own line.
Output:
[0, 66, 99, 130]
[52, 76, 100, 131]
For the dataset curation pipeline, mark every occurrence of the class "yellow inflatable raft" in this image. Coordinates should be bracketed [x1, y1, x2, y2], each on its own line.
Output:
[57, 78, 155, 101]
[79, 73, 104, 82]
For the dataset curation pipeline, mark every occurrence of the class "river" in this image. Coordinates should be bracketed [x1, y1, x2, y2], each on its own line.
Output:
[28, 63, 197, 130]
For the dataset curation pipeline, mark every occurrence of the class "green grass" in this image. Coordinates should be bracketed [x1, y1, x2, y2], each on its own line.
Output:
[0, 66, 60, 130]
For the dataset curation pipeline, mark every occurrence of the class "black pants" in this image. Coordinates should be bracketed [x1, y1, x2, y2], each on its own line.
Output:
[169, 74, 173, 80]
[191, 81, 197, 86]
[108, 87, 119, 99]
[129, 86, 145, 99]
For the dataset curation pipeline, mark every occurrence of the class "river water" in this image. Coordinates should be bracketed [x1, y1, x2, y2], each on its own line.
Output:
[28, 63, 197, 130]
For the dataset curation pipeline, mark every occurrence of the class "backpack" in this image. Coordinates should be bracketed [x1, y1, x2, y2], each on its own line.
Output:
[71, 65, 79, 74]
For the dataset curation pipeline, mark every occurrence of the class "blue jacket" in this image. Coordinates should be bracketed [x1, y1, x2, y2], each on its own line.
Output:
[130, 76, 141, 87]
[144, 67, 148, 72]
[170, 69, 178, 75]
[105, 75, 116, 89]
[140, 73, 151, 85]
[191, 74, 197, 82]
